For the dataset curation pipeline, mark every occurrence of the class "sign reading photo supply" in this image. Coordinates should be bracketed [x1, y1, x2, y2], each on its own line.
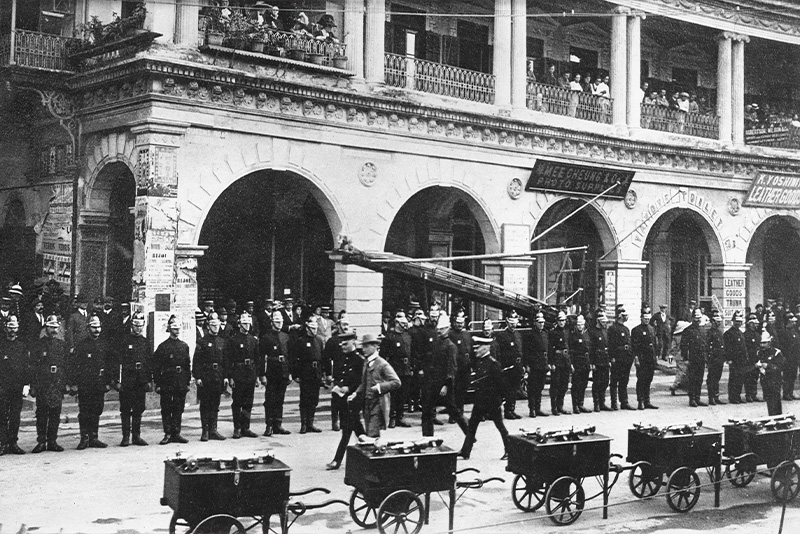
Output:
[744, 170, 800, 209]
[526, 159, 635, 199]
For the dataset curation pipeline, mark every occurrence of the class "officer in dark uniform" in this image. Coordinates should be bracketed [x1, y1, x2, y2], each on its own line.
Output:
[548, 311, 571, 415]
[291, 315, 325, 433]
[70, 314, 112, 449]
[259, 310, 292, 436]
[681, 308, 708, 407]
[113, 312, 152, 446]
[757, 329, 785, 416]
[458, 335, 509, 460]
[381, 310, 413, 428]
[30, 315, 67, 453]
[608, 308, 635, 411]
[632, 307, 659, 410]
[226, 312, 259, 439]
[744, 313, 762, 402]
[323, 312, 353, 432]
[448, 313, 473, 423]
[706, 310, 727, 405]
[589, 309, 612, 412]
[0, 316, 28, 455]
[326, 331, 366, 470]
[525, 312, 550, 417]
[779, 312, 800, 400]
[496, 310, 524, 419]
[725, 311, 747, 404]
[408, 304, 433, 414]
[569, 314, 591, 413]
[153, 315, 191, 445]
[193, 312, 228, 441]
[421, 312, 468, 437]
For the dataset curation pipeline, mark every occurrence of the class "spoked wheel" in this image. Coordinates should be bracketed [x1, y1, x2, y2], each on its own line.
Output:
[770, 461, 800, 503]
[349, 489, 378, 529]
[169, 513, 196, 534]
[544, 476, 585, 526]
[727, 459, 757, 488]
[629, 462, 664, 499]
[191, 514, 246, 534]
[511, 473, 547, 512]
[666, 467, 701, 513]
[377, 490, 424, 534]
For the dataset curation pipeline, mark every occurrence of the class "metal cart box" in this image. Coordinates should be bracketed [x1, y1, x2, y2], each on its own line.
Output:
[724, 423, 800, 467]
[344, 444, 457, 495]
[507, 432, 612, 479]
[628, 426, 722, 471]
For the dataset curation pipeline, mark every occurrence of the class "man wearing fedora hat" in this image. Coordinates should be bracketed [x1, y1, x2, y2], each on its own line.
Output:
[113, 312, 152, 446]
[0, 315, 28, 455]
[70, 314, 112, 449]
[351, 333, 400, 438]
[30, 315, 68, 453]
[153, 315, 192, 445]
[66, 294, 90, 352]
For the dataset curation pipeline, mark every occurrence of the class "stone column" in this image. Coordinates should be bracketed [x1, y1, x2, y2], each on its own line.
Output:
[626, 12, 642, 129]
[717, 33, 733, 143]
[174, 0, 200, 47]
[601, 260, 647, 328]
[330, 253, 384, 335]
[732, 35, 749, 145]
[175, 245, 205, 359]
[345, 0, 365, 80]
[610, 7, 629, 128]
[510, 0, 527, 110]
[364, 0, 386, 86]
[708, 264, 750, 328]
[493, 0, 512, 109]
[146, 0, 176, 44]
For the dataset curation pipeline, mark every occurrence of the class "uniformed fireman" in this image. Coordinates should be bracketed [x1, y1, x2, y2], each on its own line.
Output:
[153, 315, 191, 445]
[525, 312, 550, 417]
[113, 311, 152, 446]
[608, 308, 635, 411]
[548, 311, 571, 415]
[326, 330, 365, 470]
[381, 310, 413, 428]
[744, 313, 762, 402]
[226, 312, 259, 439]
[259, 310, 292, 436]
[569, 314, 591, 413]
[631, 307, 658, 410]
[495, 309, 524, 419]
[757, 329, 785, 416]
[705, 309, 727, 405]
[408, 303, 433, 414]
[681, 308, 708, 407]
[291, 314, 325, 433]
[725, 311, 748, 404]
[193, 312, 228, 441]
[323, 312, 353, 432]
[0, 316, 28, 455]
[589, 309, 612, 412]
[70, 314, 112, 449]
[30, 315, 67, 453]
[779, 312, 800, 401]
[448, 312, 473, 422]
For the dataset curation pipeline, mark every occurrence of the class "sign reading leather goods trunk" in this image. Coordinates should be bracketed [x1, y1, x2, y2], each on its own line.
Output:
[744, 171, 800, 209]
[526, 160, 635, 199]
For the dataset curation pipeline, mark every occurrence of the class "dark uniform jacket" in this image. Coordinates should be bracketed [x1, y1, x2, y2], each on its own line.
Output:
[725, 326, 747, 369]
[98, 309, 124, 347]
[758, 346, 784, 385]
[0, 337, 29, 392]
[779, 326, 800, 363]
[333, 349, 364, 393]
[680, 323, 707, 365]
[607, 322, 632, 363]
[192, 333, 227, 391]
[631, 323, 657, 366]
[548, 326, 570, 367]
[744, 327, 761, 366]
[448, 328, 473, 375]
[472, 355, 505, 408]
[115, 332, 153, 390]
[290, 331, 325, 383]
[381, 329, 413, 377]
[226, 331, 259, 386]
[410, 324, 436, 372]
[70, 335, 111, 393]
[259, 329, 290, 382]
[525, 327, 550, 370]
[323, 332, 347, 380]
[31, 336, 68, 407]
[153, 337, 191, 393]
[495, 329, 523, 369]
[588, 326, 610, 367]
[569, 327, 590, 366]
[425, 335, 457, 384]
[707, 326, 726, 365]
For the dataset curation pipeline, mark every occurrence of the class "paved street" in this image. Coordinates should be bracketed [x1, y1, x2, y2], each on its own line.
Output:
[2, 370, 800, 534]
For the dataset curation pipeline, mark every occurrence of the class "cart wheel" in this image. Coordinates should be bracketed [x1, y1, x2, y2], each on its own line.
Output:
[511, 473, 546, 512]
[629, 462, 663, 499]
[377, 490, 424, 534]
[349, 489, 378, 529]
[544, 476, 585, 526]
[666, 467, 701, 513]
[727, 459, 757, 488]
[192, 515, 246, 534]
[169, 513, 196, 534]
[771, 461, 800, 503]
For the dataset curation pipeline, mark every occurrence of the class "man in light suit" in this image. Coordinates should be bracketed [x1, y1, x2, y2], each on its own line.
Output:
[350, 333, 400, 438]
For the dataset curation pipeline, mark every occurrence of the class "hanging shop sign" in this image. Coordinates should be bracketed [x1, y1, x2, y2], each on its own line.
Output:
[526, 159, 635, 199]
[743, 170, 800, 209]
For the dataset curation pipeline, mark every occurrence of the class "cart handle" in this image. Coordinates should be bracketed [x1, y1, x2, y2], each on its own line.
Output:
[722, 452, 759, 466]
[456, 476, 505, 489]
[456, 467, 480, 475]
[290, 487, 331, 497]
[608, 453, 626, 474]
[288, 498, 348, 514]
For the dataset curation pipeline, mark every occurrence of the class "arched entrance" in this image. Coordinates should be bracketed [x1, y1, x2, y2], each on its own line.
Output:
[198, 170, 335, 305]
[383, 187, 492, 317]
[746, 216, 800, 307]
[0, 197, 36, 288]
[530, 200, 612, 314]
[642, 209, 723, 320]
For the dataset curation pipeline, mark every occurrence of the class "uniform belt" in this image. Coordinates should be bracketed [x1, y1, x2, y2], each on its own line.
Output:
[135, 362, 143, 369]
[212, 363, 219, 370]
[278, 355, 285, 362]
[50, 365, 58, 373]
[244, 358, 251, 365]
[175, 366, 182, 373]
[623, 344, 631, 351]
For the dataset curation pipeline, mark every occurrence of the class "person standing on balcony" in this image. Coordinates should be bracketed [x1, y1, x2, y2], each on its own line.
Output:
[689, 94, 700, 113]
[264, 4, 284, 31]
[594, 75, 611, 122]
[545, 65, 559, 86]
[526, 60, 537, 83]
[640, 82, 649, 103]
[568, 74, 582, 117]
[558, 72, 571, 90]
[314, 14, 339, 43]
[582, 74, 593, 93]
[656, 89, 670, 108]
[291, 12, 313, 38]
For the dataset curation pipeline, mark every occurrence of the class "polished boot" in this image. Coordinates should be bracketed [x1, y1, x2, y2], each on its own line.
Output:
[638, 401, 645, 410]
[534, 397, 549, 417]
[709, 396, 717, 406]
[208, 412, 226, 441]
[644, 402, 659, 410]
[308, 413, 322, 433]
[159, 433, 172, 445]
[47, 441, 64, 452]
[6, 443, 25, 455]
[558, 401, 571, 415]
[331, 409, 340, 432]
[31, 442, 46, 453]
[299, 411, 308, 434]
[272, 419, 291, 435]
[388, 417, 396, 429]
[610, 389, 619, 411]
[689, 398, 698, 407]
[263, 422, 273, 437]
[77, 435, 89, 450]
[200, 411, 209, 442]
[120, 414, 131, 447]
[240, 410, 258, 438]
[131, 415, 148, 446]
[550, 399, 560, 416]
[231, 405, 242, 439]
[88, 433, 108, 449]
[695, 397, 708, 407]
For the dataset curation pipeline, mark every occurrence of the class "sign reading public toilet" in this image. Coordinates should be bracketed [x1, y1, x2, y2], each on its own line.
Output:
[744, 171, 800, 209]
[526, 160, 635, 199]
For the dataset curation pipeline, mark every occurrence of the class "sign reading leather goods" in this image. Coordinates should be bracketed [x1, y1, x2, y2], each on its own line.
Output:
[744, 171, 800, 209]
[526, 160, 635, 199]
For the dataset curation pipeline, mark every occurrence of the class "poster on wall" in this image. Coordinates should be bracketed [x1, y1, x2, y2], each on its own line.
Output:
[174, 256, 199, 358]
[603, 269, 616, 317]
[40, 183, 73, 285]
[132, 196, 178, 312]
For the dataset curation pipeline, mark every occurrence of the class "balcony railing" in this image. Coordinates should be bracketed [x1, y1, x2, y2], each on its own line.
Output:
[385, 53, 495, 104]
[526, 81, 612, 124]
[640, 103, 719, 139]
[0, 29, 74, 71]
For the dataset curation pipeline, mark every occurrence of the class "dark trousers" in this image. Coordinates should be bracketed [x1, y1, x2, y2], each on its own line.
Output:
[421, 378, 467, 437]
[35, 398, 62, 444]
[728, 366, 746, 401]
[198, 385, 222, 426]
[526, 369, 547, 412]
[592, 366, 610, 406]
[745, 366, 761, 400]
[453, 368, 471, 416]
[390, 376, 410, 421]
[232, 383, 256, 429]
[0, 387, 24, 445]
[332, 397, 366, 465]
[635, 364, 655, 403]
[119, 388, 146, 416]
[264, 378, 288, 425]
[160, 390, 187, 436]
[503, 366, 522, 415]
[687, 361, 706, 401]
[610, 357, 633, 406]
[407, 373, 421, 410]
[763, 377, 783, 416]
[550, 366, 570, 409]
[706, 360, 725, 399]
[783, 357, 798, 397]
[331, 391, 345, 426]
[299, 379, 321, 422]
[77, 389, 105, 437]
[460, 401, 509, 457]
[571, 362, 590, 407]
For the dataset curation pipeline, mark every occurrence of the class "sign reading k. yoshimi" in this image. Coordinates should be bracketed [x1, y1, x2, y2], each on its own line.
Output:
[744, 171, 800, 209]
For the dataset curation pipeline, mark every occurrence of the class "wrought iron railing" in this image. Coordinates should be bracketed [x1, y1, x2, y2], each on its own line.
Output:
[385, 53, 495, 104]
[526, 81, 612, 123]
[0, 30, 74, 71]
[640, 103, 719, 139]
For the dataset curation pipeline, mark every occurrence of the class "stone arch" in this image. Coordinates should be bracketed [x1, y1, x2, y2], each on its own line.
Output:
[81, 131, 137, 211]
[0, 192, 28, 227]
[641, 206, 725, 264]
[746, 214, 800, 306]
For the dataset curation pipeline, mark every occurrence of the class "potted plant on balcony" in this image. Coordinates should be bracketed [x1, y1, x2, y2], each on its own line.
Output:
[224, 10, 252, 50]
[249, 26, 268, 53]
[331, 43, 347, 69]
